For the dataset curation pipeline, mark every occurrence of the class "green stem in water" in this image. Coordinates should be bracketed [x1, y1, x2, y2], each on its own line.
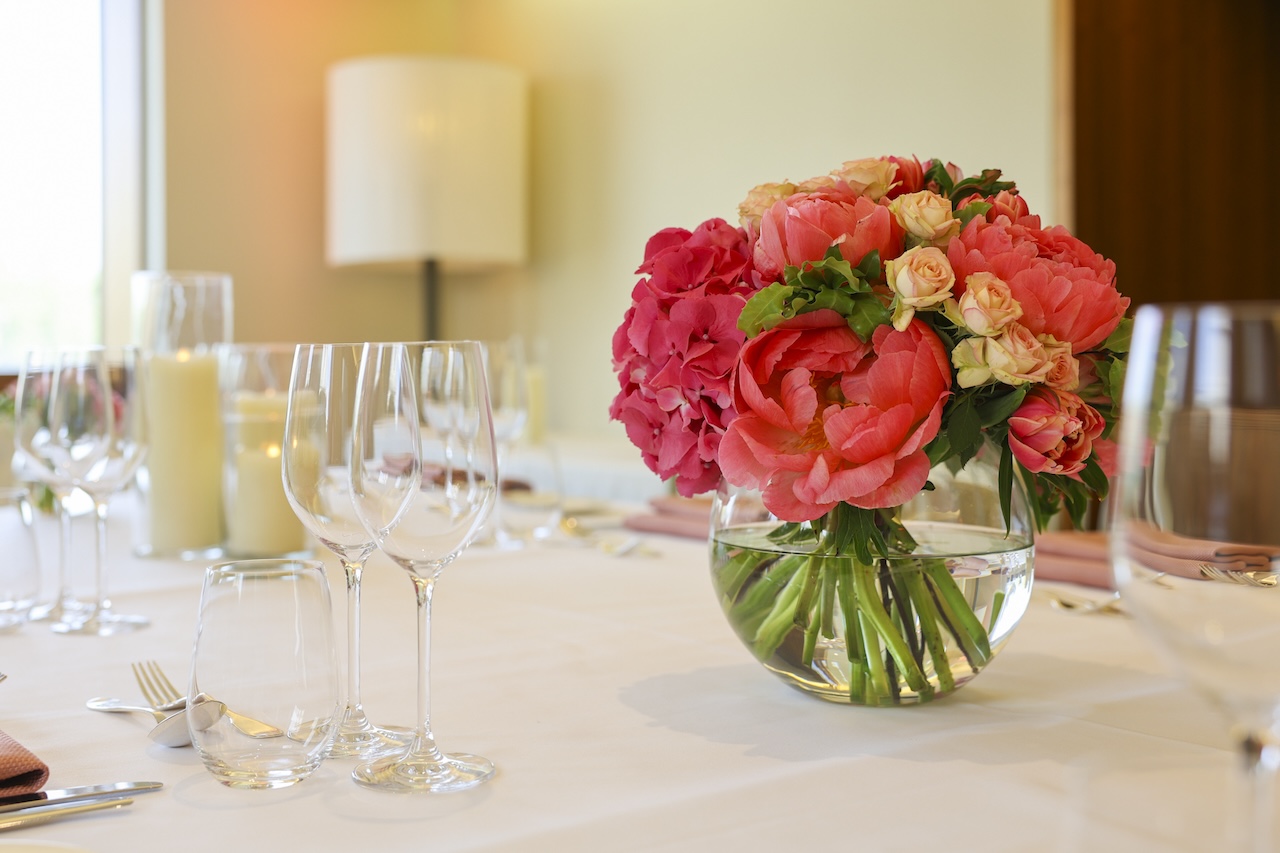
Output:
[922, 559, 991, 669]
[751, 564, 809, 660]
[852, 559, 930, 698]
[903, 569, 956, 694]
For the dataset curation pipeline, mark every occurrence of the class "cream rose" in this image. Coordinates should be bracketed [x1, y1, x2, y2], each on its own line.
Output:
[884, 246, 956, 331]
[957, 272, 1023, 336]
[831, 158, 898, 200]
[888, 190, 961, 248]
[986, 323, 1052, 386]
[951, 337, 992, 388]
[738, 181, 797, 229]
[1039, 335, 1081, 391]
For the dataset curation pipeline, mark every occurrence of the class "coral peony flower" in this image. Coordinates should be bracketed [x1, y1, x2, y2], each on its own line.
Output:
[720, 312, 951, 521]
[947, 216, 1127, 353]
[1008, 387, 1106, 477]
[753, 189, 901, 283]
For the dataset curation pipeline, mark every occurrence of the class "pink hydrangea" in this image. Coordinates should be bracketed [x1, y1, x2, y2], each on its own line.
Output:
[609, 218, 758, 496]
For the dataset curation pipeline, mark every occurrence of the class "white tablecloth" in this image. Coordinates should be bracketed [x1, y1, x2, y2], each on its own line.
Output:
[0, 504, 1257, 852]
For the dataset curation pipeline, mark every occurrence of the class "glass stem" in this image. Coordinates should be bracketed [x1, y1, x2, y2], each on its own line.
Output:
[55, 493, 76, 611]
[343, 559, 364, 714]
[92, 497, 110, 615]
[411, 571, 443, 761]
[1241, 733, 1279, 853]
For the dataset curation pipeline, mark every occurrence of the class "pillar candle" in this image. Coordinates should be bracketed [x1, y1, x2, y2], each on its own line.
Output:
[142, 351, 223, 555]
[225, 391, 307, 557]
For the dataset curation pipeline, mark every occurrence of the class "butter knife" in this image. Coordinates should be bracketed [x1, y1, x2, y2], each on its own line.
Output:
[0, 780, 162, 814]
[0, 797, 133, 831]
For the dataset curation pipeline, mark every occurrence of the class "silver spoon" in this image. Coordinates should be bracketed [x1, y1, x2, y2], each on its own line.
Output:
[146, 696, 229, 748]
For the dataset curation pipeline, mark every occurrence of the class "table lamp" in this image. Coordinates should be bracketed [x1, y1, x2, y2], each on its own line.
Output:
[325, 55, 528, 340]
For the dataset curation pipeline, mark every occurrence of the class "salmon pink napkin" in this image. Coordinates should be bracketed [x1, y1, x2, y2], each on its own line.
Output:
[0, 729, 49, 795]
[1035, 526, 1280, 590]
[623, 496, 712, 539]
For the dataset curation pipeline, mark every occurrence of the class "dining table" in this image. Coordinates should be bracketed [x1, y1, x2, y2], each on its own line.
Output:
[0, 496, 1257, 852]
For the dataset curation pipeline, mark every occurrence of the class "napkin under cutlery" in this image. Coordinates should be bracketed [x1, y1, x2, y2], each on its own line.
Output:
[0, 729, 50, 796]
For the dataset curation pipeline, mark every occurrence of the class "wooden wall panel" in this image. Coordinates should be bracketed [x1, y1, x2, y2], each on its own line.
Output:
[1072, 0, 1280, 305]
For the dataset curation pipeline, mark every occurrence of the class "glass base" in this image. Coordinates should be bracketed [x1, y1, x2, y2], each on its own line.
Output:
[352, 751, 494, 793]
[28, 594, 92, 623]
[51, 609, 149, 636]
[328, 707, 414, 759]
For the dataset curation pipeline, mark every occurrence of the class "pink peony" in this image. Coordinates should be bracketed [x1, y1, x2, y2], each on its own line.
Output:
[719, 311, 951, 521]
[1007, 387, 1106, 478]
[753, 188, 902, 283]
[610, 219, 759, 496]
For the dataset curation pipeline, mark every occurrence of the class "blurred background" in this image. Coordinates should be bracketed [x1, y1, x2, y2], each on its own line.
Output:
[1, 0, 1275, 463]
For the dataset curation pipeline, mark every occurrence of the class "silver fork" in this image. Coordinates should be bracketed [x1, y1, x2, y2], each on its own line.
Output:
[132, 661, 186, 710]
[134, 660, 282, 739]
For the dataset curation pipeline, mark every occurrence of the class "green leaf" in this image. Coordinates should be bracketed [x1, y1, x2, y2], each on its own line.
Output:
[1079, 455, 1109, 500]
[944, 395, 982, 466]
[922, 159, 954, 196]
[846, 294, 891, 342]
[998, 439, 1014, 534]
[955, 202, 991, 228]
[738, 282, 795, 337]
[1100, 316, 1132, 354]
[974, 386, 1028, 428]
[925, 433, 954, 467]
[853, 250, 882, 282]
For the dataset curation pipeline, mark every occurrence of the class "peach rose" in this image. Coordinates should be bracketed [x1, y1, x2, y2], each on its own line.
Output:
[951, 323, 1051, 388]
[951, 337, 992, 389]
[956, 272, 1022, 337]
[831, 158, 899, 200]
[1039, 335, 1080, 391]
[888, 191, 960, 248]
[884, 246, 955, 331]
[738, 181, 797, 230]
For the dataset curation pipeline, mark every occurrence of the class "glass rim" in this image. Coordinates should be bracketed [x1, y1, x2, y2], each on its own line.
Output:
[205, 558, 325, 581]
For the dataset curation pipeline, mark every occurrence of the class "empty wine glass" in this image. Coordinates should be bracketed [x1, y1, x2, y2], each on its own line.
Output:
[350, 341, 498, 793]
[281, 343, 411, 759]
[76, 346, 149, 635]
[14, 348, 112, 632]
[1111, 301, 1280, 853]
[482, 336, 531, 548]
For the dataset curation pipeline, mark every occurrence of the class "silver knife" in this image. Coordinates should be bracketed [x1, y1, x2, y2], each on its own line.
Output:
[0, 781, 162, 813]
[0, 797, 134, 831]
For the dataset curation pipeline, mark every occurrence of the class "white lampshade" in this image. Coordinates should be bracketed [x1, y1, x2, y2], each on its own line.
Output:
[325, 55, 528, 271]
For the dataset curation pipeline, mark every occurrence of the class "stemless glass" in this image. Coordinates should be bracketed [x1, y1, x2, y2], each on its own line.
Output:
[350, 341, 498, 793]
[77, 347, 149, 635]
[1111, 301, 1280, 853]
[281, 343, 411, 758]
[14, 348, 112, 632]
[189, 558, 339, 789]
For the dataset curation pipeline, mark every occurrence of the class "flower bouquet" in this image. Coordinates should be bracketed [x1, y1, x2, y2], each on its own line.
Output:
[610, 156, 1130, 704]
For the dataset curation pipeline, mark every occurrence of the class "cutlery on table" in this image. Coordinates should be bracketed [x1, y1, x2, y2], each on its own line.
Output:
[0, 797, 134, 831]
[0, 780, 162, 814]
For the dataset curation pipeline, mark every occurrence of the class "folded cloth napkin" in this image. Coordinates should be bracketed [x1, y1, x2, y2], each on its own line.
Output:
[1035, 526, 1280, 590]
[622, 496, 712, 539]
[0, 729, 49, 796]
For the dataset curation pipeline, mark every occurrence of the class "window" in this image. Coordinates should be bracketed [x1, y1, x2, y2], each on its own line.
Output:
[0, 0, 145, 371]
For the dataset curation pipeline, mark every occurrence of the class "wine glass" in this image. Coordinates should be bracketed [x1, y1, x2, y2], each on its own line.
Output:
[76, 346, 149, 635]
[481, 336, 531, 547]
[281, 342, 411, 758]
[13, 348, 112, 633]
[1111, 301, 1280, 852]
[349, 341, 498, 792]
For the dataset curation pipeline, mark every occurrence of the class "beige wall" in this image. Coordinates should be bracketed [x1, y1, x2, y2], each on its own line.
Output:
[164, 0, 1058, 442]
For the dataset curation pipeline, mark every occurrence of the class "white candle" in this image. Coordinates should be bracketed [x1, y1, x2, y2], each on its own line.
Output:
[225, 391, 307, 557]
[141, 351, 223, 555]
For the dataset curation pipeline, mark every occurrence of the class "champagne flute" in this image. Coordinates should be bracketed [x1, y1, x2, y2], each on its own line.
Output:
[1111, 301, 1280, 852]
[281, 343, 411, 758]
[76, 346, 149, 635]
[13, 348, 112, 633]
[350, 341, 498, 792]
